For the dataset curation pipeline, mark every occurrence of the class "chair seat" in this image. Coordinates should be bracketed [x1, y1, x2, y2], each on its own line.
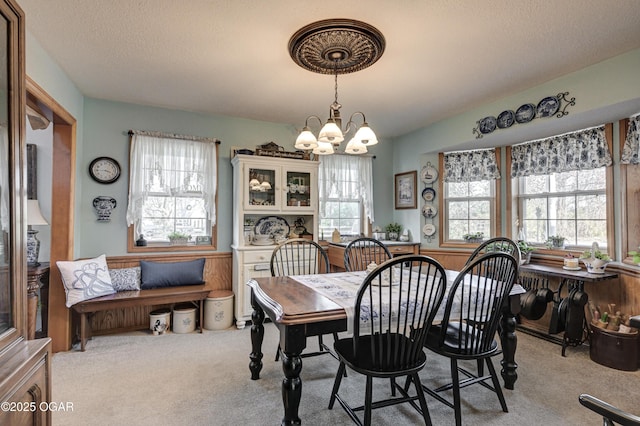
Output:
[335, 334, 426, 377]
[426, 322, 498, 357]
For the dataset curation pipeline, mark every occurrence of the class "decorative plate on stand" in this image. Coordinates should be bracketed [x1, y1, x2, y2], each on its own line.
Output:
[254, 216, 290, 239]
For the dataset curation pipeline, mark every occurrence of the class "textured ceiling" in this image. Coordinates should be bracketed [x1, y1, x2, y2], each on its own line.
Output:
[18, 0, 640, 141]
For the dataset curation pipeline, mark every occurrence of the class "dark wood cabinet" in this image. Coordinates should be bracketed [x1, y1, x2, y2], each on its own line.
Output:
[0, 1, 52, 424]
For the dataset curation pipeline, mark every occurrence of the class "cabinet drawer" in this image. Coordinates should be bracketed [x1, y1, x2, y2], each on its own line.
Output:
[244, 249, 274, 264]
[388, 245, 416, 254]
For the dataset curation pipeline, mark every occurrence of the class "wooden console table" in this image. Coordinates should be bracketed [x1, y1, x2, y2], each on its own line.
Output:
[27, 262, 50, 340]
[327, 241, 419, 271]
[519, 263, 618, 356]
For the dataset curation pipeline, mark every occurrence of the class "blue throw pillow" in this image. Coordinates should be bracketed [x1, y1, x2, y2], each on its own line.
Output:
[140, 258, 206, 289]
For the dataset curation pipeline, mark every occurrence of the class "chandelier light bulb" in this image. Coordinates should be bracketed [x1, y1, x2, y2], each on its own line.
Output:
[318, 120, 344, 144]
[345, 137, 368, 154]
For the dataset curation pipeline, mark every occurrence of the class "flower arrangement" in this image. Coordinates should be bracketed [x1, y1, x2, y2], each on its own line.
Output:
[580, 243, 611, 274]
[462, 232, 484, 243]
[517, 240, 535, 254]
[580, 249, 611, 261]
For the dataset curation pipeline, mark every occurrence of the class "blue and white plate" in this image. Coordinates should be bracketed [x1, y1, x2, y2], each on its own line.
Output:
[254, 216, 290, 239]
[536, 96, 560, 118]
[422, 187, 436, 202]
[478, 116, 497, 134]
[515, 103, 536, 124]
[497, 110, 515, 129]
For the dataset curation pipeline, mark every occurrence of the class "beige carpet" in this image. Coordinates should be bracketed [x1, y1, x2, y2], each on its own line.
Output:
[51, 325, 639, 425]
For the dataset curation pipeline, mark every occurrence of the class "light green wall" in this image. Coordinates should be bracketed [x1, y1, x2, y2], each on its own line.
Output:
[393, 49, 640, 254]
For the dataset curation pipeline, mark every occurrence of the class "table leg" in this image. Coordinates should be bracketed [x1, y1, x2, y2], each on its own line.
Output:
[281, 349, 303, 426]
[249, 293, 265, 380]
[499, 294, 519, 390]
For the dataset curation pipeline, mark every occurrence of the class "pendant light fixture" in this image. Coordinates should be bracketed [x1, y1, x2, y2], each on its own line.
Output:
[289, 19, 385, 155]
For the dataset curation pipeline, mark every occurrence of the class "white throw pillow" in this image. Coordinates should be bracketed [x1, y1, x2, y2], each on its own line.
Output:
[57, 254, 116, 307]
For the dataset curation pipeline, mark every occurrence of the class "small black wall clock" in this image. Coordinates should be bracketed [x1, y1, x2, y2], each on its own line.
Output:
[89, 156, 121, 184]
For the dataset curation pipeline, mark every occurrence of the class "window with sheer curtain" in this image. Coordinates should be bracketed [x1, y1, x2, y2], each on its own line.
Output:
[126, 131, 219, 249]
[441, 149, 501, 243]
[511, 125, 612, 249]
[318, 155, 374, 238]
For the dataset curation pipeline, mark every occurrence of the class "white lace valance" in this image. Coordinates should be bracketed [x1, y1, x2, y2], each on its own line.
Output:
[511, 125, 611, 178]
[621, 114, 640, 165]
[443, 149, 500, 183]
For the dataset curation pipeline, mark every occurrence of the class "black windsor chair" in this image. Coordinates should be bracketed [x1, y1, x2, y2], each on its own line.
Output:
[344, 237, 392, 272]
[419, 251, 519, 426]
[328, 255, 447, 426]
[465, 237, 521, 266]
[270, 238, 338, 361]
[579, 394, 640, 426]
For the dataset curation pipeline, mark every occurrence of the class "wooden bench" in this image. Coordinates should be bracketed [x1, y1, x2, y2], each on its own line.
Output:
[72, 285, 210, 351]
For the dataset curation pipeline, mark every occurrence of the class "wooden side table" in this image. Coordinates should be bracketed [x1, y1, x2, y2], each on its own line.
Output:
[27, 262, 49, 340]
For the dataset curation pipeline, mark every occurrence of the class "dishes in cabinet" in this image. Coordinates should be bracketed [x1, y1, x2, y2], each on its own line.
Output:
[422, 203, 437, 218]
[422, 187, 436, 202]
[254, 216, 290, 239]
[420, 165, 438, 184]
[422, 224, 436, 237]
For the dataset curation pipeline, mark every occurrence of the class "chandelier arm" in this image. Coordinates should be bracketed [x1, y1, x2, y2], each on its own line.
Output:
[304, 115, 324, 129]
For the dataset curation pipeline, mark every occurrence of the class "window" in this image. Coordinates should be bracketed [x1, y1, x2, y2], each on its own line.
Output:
[445, 180, 495, 240]
[318, 155, 374, 238]
[516, 168, 607, 248]
[126, 131, 219, 250]
[510, 124, 613, 250]
[440, 149, 500, 243]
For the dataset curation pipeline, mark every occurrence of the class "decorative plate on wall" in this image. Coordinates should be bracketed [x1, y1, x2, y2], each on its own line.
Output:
[515, 103, 536, 124]
[422, 203, 437, 218]
[478, 116, 497, 134]
[420, 164, 438, 184]
[497, 110, 515, 129]
[422, 224, 436, 237]
[421, 187, 436, 202]
[536, 96, 560, 118]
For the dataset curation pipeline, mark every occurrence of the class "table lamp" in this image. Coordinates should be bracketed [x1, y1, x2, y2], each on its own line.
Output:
[27, 199, 48, 266]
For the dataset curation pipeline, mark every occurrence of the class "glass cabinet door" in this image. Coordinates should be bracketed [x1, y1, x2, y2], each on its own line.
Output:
[284, 169, 314, 211]
[0, 9, 11, 336]
[245, 166, 280, 210]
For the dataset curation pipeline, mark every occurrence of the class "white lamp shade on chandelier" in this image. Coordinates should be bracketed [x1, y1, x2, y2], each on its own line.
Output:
[288, 19, 385, 156]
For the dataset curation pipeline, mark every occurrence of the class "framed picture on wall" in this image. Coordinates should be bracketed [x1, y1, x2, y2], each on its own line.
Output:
[394, 171, 417, 209]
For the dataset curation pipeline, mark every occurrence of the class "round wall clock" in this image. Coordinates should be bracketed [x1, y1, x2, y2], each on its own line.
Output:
[89, 157, 121, 184]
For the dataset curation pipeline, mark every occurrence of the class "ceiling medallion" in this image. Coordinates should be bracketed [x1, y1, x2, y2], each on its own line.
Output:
[288, 19, 386, 75]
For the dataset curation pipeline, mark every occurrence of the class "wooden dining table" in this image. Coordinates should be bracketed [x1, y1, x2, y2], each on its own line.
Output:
[247, 270, 525, 426]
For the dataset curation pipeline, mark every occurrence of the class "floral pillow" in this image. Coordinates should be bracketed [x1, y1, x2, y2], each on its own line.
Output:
[56, 254, 116, 307]
[109, 267, 141, 291]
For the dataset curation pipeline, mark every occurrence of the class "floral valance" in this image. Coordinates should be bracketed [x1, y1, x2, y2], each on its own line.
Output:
[510, 125, 611, 178]
[621, 114, 640, 165]
[443, 149, 500, 183]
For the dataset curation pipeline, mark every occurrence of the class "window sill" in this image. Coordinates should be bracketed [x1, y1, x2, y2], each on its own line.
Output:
[128, 243, 216, 253]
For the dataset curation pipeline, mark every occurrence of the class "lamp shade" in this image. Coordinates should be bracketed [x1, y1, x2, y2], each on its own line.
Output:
[312, 141, 335, 155]
[353, 123, 378, 146]
[27, 200, 48, 226]
[294, 127, 318, 150]
[318, 120, 344, 144]
[344, 137, 368, 154]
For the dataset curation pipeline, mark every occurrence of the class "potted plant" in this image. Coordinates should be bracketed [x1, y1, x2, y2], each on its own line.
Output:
[517, 240, 535, 264]
[628, 248, 640, 265]
[545, 235, 566, 249]
[580, 243, 611, 274]
[385, 223, 402, 241]
[167, 231, 191, 245]
[462, 232, 484, 243]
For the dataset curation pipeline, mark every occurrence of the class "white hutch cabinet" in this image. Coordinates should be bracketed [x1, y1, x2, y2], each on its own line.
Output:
[231, 154, 319, 328]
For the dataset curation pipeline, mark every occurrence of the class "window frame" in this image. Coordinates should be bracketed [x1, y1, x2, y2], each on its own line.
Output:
[438, 148, 502, 247]
[506, 123, 615, 254]
[127, 135, 219, 253]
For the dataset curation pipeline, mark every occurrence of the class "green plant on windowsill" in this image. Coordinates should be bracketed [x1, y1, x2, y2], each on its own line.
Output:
[580, 249, 611, 261]
[545, 235, 566, 248]
[517, 240, 535, 254]
[628, 250, 640, 265]
[462, 232, 484, 243]
[167, 231, 191, 244]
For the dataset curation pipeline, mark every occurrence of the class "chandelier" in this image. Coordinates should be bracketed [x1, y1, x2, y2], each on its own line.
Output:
[288, 19, 385, 155]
